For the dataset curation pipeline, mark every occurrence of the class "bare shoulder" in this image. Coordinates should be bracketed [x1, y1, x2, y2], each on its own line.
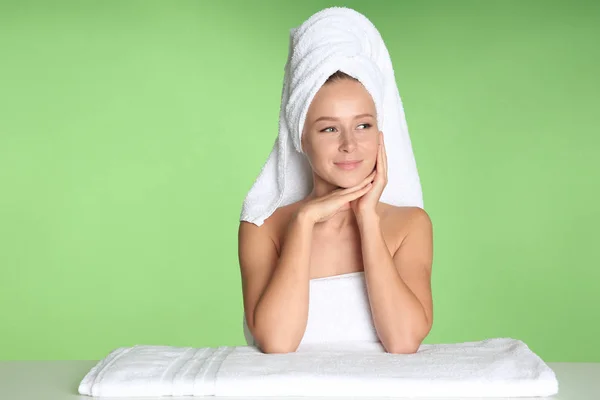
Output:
[384, 204, 430, 226]
[379, 204, 432, 252]
[399, 206, 431, 225]
[241, 201, 305, 256]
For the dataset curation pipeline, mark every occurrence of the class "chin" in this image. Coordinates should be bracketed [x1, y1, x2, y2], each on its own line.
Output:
[332, 168, 371, 188]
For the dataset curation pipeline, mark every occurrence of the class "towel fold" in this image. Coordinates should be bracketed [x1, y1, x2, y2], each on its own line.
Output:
[78, 338, 558, 397]
[240, 6, 423, 227]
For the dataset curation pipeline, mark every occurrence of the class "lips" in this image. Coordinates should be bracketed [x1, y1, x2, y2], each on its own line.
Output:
[335, 160, 362, 165]
[335, 160, 362, 170]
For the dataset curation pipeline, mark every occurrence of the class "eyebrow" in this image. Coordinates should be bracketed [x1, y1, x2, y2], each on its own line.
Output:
[313, 113, 375, 123]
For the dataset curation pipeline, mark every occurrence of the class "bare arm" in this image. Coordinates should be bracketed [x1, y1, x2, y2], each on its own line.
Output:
[357, 208, 433, 353]
[238, 210, 315, 353]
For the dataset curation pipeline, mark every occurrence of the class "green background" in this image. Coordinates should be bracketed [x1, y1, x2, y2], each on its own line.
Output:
[1, 0, 598, 362]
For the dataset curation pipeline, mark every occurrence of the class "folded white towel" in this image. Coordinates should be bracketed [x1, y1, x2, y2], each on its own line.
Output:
[240, 6, 423, 227]
[78, 338, 558, 397]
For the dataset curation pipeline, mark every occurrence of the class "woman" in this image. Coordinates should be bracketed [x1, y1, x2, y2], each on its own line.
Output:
[238, 70, 433, 354]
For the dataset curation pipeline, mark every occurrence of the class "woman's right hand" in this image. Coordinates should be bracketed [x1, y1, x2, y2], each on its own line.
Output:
[300, 170, 376, 224]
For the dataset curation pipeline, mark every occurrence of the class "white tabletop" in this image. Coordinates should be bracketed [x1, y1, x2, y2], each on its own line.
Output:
[0, 361, 598, 399]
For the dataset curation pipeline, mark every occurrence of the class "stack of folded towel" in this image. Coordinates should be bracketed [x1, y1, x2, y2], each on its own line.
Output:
[78, 337, 558, 397]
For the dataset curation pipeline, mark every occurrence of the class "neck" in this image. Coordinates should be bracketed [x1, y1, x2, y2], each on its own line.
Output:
[304, 188, 359, 234]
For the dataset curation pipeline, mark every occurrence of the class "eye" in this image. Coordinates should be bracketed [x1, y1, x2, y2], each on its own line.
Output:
[319, 123, 372, 133]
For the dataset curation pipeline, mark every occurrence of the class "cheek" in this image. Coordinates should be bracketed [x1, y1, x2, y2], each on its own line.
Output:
[306, 148, 331, 172]
[367, 139, 378, 155]
[313, 143, 336, 160]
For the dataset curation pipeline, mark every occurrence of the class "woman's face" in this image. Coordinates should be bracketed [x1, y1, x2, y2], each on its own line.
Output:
[301, 78, 380, 189]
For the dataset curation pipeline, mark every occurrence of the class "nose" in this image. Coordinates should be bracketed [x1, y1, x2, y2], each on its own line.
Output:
[339, 130, 358, 153]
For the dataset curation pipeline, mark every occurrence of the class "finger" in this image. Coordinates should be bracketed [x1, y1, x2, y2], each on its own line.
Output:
[336, 171, 376, 195]
[337, 182, 370, 197]
[342, 182, 373, 200]
[354, 171, 376, 190]
[373, 138, 381, 182]
[365, 169, 376, 184]
[378, 133, 383, 166]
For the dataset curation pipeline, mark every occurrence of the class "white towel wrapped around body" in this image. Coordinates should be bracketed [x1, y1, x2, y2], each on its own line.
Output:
[240, 6, 423, 227]
[78, 338, 558, 397]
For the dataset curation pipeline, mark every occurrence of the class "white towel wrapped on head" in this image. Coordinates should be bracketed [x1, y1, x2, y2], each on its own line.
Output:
[78, 338, 559, 397]
[240, 6, 424, 226]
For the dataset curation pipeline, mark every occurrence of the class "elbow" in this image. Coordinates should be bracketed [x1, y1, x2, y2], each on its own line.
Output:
[385, 339, 421, 354]
[386, 318, 432, 354]
[258, 340, 298, 354]
[253, 328, 299, 354]
[251, 310, 303, 354]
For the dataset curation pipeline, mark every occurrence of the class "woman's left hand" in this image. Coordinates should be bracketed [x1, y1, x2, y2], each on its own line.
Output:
[350, 131, 387, 218]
